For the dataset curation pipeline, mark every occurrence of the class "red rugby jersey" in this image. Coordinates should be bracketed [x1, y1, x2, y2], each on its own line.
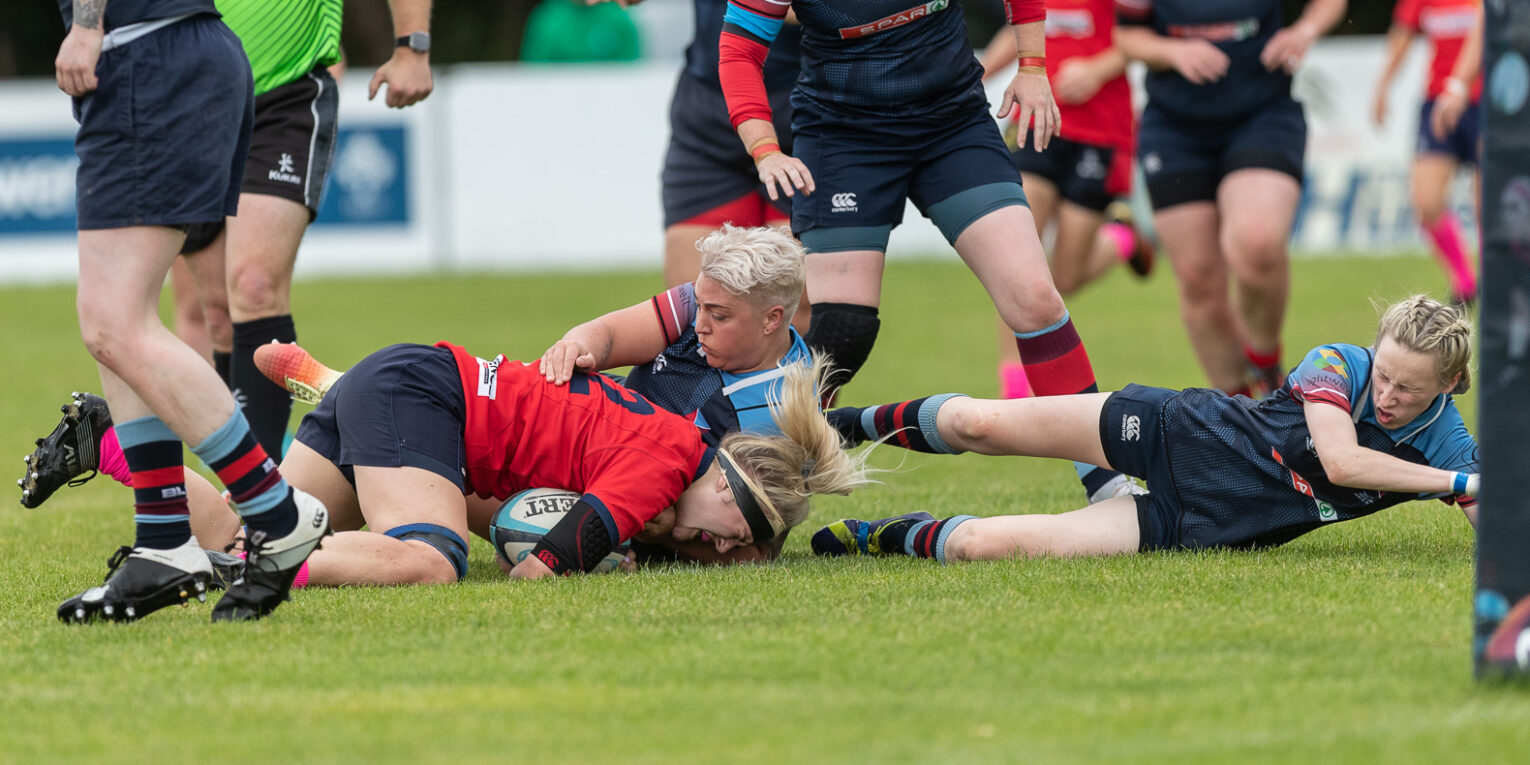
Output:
[439, 342, 711, 542]
[1395, 0, 1481, 102]
[1039, 0, 1134, 149]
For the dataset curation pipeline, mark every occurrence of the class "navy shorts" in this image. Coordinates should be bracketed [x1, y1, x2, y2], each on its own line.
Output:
[1012, 135, 1119, 213]
[1138, 96, 1306, 210]
[1418, 98, 1480, 165]
[1099, 384, 1185, 551]
[789, 102, 1024, 244]
[73, 15, 253, 230]
[294, 344, 468, 491]
[661, 73, 793, 228]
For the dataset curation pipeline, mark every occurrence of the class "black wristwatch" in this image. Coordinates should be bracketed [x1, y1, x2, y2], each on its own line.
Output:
[395, 31, 430, 53]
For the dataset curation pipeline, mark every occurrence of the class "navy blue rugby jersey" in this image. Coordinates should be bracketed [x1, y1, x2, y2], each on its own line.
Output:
[1116, 0, 1291, 121]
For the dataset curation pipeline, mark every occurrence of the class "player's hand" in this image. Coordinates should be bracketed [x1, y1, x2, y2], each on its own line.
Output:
[369, 49, 433, 108]
[756, 152, 814, 201]
[998, 69, 1060, 152]
[1371, 88, 1388, 127]
[1170, 39, 1230, 85]
[617, 550, 640, 573]
[539, 339, 598, 385]
[509, 555, 556, 580]
[1053, 58, 1103, 105]
[55, 25, 104, 97]
[1260, 23, 1316, 75]
[1431, 90, 1469, 140]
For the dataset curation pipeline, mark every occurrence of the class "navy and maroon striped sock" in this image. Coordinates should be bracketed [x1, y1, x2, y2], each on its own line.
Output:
[116, 416, 191, 550]
[841, 394, 966, 454]
[900, 515, 977, 563]
[190, 410, 297, 538]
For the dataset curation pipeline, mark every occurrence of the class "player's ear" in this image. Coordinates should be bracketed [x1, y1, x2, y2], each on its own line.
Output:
[763, 304, 786, 334]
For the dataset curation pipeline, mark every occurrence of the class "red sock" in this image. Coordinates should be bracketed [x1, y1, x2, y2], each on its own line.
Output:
[1015, 315, 1099, 397]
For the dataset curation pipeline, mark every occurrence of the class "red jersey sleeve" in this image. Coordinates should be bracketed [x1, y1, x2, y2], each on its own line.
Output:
[1394, 0, 1423, 30]
[650, 282, 698, 346]
[720, 0, 790, 127]
[1005, 0, 1045, 25]
[582, 445, 706, 542]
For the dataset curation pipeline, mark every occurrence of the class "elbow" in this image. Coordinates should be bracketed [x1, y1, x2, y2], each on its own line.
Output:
[1317, 452, 1359, 488]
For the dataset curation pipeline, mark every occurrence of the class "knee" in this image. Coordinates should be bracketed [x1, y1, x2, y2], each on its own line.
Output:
[1222, 224, 1289, 277]
[226, 258, 282, 315]
[1000, 280, 1068, 334]
[1173, 268, 1227, 309]
[941, 399, 996, 450]
[388, 523, 469, 583]
[1414, 196, 1447, 228]
[76, 300, 138, 366]
[403, 550, 461, 584]
[942, 521, 1015, 563]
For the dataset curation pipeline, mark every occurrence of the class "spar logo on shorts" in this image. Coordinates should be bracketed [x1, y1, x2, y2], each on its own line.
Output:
[831, 193, 859, 213]
[839, 0, 949, 39]
[476, 355, 503, 400]
[269, 152, 303, 185]
[1120, 414, 1141, 442]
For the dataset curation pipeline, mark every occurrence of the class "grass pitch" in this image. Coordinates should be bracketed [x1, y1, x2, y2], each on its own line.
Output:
[2, 255, 1527, 764]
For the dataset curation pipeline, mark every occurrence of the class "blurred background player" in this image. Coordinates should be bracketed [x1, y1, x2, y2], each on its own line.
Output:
[1114, 0, 1346, 397]
[174, 0, 434, 463]
[720, 0, 1136, 503]
[1372, 0, 1482, 308]
[50, 0, 326, 623]
[814, 295, 1478, 562]
[979, 0, 1154, 399]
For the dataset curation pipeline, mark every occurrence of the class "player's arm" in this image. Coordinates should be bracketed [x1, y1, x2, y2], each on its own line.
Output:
[979, 27, 1019, 80]
[1303, 400, 1478, 498]
[720, 0, 814, 200]
[1113, 1, 1229, 85]
[1431, 6, 1484, 140]
[1259, 0, 1345, 74]
[539, 298, 669, 385]
[370, 0, 434, 108]
[997, 2, 1059, 151]
[1372, 21, 1417, 126]
[1055, 45, 1128, 106]
[56, 0, 108, 96]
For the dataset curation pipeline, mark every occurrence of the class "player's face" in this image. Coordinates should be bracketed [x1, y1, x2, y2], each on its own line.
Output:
[693, 274, 777, 373]
[1370, 336, 1451, 428]
[670, 470, 755, 554]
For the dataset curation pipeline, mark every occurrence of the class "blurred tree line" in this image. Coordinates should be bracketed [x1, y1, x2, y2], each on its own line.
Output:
[2, 1, 1393, 78]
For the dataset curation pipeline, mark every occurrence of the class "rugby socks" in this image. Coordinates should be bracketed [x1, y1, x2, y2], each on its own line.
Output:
[190, 410, 297, 539]
[892, 515, 976, 563]
[830, 394, 966, 453]
[1423, 213, 1477, 301]
[1013, 313, 1120, 496]
[230, 315, 297, 460]
[998, 360, 1033, 399]
[98, 426, 132, 486]
[213, 350, 232, 387]
[117, 416, 192, 550]
[1100, 221, 1138, 263]
[1242, 342, 1283, 396]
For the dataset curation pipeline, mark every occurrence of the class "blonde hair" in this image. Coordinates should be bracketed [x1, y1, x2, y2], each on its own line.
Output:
[1376, 294, 1473, 394]
[718, 353, 877, 533]
[697, 224, 806, 318]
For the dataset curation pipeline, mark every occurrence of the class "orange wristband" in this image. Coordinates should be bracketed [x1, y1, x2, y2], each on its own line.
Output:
[751, 143, 782, 163]
[1018, 56, 1046, 70]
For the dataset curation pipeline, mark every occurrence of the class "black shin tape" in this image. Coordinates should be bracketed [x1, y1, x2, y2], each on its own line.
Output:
[530, 498, 616, 575]
[386, 523, 469, 581]
[804, 303, 881, 391]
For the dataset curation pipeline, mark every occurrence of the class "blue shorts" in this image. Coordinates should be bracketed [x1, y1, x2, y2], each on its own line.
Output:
[1099, 384, 1185, 551]
[72, 15, 253, 230]
[294, 344, 468, 491]
[1138, 96, 1306, 210]
[661, 73, 793, 228]
[1012, 135, 1120, 213]
[790, 102, 1024, 248]
[1418, 98, 1480, 165]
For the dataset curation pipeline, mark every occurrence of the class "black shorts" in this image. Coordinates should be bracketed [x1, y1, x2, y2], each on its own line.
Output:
[294, 344, 468, 491]
[1137, 96, 1306, 210]
[73, 15, 252, 230]
[1417, 98, 1480, 165]
[1012, 135, 1121, 213]
[181, 64, 338, 253]
[660, 73, 793, 228]
[1099, 384, 1184, 551]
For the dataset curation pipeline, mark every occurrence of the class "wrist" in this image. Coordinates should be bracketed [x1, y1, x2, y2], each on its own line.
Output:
[1293, 21, 1320, 42]
[1444, 77, 1468, 98]
[1017, 50, 1046, 75]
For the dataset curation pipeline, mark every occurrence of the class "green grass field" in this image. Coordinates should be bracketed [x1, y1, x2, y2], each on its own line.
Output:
[2, 255, 1527, 764]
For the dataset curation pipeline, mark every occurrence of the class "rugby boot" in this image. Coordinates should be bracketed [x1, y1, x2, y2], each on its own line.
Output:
[19, 392, 112, 508]
[211, 488, 330, 622]
[1087, 473, 1147, 505]
[811, 511, 936, 557]
[1103, 201, 1156, 279]
[58, 539, 214, 623]
[205, 549, 246, 591]
[253, 342, 344, 406]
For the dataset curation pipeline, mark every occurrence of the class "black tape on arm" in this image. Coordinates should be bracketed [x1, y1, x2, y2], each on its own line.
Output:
[530, 498, 617, 575]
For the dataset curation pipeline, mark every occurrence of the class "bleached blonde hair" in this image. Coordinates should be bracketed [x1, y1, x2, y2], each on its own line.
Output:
[1376, 294, 1474, 394]
[697, 224, 805, 318]
[718, 353, 877, 532]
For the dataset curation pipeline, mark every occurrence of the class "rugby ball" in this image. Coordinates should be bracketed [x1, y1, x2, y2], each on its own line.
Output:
[489, 488, 629, 574]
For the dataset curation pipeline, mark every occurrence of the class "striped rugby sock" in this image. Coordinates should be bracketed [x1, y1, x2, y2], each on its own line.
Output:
[117, 416, 192, 550]
[1014, 312, 1120, 496]
[901, 516, 977, 563]
[190, 409, 297, 538]
[849, 394, 966, 454]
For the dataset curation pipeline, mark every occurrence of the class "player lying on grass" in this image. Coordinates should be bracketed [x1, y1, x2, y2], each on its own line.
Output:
[811, 295, 1479, 562]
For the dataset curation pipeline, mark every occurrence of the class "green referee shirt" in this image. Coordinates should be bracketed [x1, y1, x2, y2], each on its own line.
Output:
[220, 0, 343, 96]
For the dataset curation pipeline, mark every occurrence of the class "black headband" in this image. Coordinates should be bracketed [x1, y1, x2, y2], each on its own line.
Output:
[716, 450, 779, 544]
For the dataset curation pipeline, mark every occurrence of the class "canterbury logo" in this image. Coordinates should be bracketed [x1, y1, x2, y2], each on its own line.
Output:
[1121, 414, 1141, 442]
[313, 508, 326, 528]
[536, 549, 561, 570]
[831, 192, 858, 213]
